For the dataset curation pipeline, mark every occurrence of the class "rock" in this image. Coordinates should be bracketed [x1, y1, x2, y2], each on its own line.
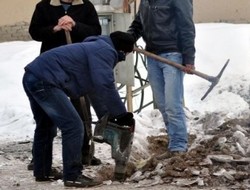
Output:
[128, 170, 144, 182]
[231, 158, 250, 165]
[236, 142, 246, 156]
[208, 154, 234, 163]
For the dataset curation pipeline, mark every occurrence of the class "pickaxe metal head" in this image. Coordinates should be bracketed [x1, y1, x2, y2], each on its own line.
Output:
[200, 59, 230, 100]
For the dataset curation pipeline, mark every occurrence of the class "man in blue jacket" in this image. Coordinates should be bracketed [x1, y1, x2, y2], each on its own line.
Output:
[22, 31, 135, 187]
[28, 0, 102, 168]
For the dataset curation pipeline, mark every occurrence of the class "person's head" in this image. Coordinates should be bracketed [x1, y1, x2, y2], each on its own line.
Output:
[110, 31, 135, 53]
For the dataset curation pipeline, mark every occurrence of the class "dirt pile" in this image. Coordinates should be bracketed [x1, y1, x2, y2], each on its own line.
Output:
[126, 117, 250, 189]
[0, 117, 249, 189]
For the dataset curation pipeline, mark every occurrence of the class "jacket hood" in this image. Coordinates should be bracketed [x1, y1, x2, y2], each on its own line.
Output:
[83, 35, 120, 63]
[84, 35, 115, 49]
[50, 0, 84, 6]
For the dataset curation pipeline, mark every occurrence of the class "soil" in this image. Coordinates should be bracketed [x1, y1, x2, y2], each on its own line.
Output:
[0, 117, 250, 190]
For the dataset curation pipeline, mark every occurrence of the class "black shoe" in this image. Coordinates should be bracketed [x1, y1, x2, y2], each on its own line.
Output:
[64, 175, 102, 187]
[35, 168, 63, 182]
[82, 156, 102, 166]
[91, 156, 102, 166]
[35, 176, 53, 182]
[27, 159, 34, 170]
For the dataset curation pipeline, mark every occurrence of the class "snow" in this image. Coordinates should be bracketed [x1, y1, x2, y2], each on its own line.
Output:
[0, 23, 250, 157]
[185, 23, 250, 116]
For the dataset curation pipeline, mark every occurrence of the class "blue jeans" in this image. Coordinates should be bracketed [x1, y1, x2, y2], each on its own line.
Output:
[23, 71, 83, 180]
[147, 52, 188, 151]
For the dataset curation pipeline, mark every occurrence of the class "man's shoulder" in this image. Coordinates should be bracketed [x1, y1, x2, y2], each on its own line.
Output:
[39, 0, 50, 4]
[82, 0, 95, 7]
[36, 0, 51, 7]
[82, 36, 116, 56]
[84, 35, 111, 45]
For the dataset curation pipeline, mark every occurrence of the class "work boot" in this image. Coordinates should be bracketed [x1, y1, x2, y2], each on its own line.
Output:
[156, 151, 185, 160]
[30, 156, 102, 170]
[64, 175, 102, 188]
[27, 159, 34, 170]
[82, 156, 102, 166]
[35, 168, 63, 181]
[91, 156, 102, 165]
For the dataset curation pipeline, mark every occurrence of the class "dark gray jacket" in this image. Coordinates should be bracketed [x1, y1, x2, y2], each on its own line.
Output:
[128, 0, 195, 64]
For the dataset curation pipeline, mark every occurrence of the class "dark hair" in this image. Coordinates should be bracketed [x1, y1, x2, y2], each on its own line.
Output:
[110, 31, 135, 53]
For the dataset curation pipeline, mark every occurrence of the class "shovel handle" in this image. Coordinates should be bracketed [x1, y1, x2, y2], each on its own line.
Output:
[65, 30, 72, 44]
[133, 47, 214, 82]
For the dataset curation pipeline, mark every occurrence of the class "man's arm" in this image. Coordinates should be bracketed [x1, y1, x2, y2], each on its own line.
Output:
[127, 11, 143, 43]
[174, 0, 196, 66]
[87, 47, 127, 117]
[29, 3, 58, 42]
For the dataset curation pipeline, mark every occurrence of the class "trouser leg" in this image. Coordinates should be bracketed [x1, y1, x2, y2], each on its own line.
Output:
[70, 96, 93, 165]
[23, 72, 83, 180]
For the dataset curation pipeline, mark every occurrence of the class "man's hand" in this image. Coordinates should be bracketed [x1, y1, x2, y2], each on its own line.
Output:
[183, 64, 195, 74]
[53, 15, 76, 33]
[53, 24, 63, 32]
[58, 15, 76, 31]
[61, 23, 74, 31]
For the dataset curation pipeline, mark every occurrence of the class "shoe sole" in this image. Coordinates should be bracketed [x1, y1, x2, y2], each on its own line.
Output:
[64, 181, 102, 188]
[156, 151, 185, 160]
[35, 178, 53, 182]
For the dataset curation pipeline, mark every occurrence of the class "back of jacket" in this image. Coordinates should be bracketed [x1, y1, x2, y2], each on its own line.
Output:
[25, 35, 127, 116]
[128, 0, 195, 64]
[25, 36, 115, 97]
[29, 0, 101, 53]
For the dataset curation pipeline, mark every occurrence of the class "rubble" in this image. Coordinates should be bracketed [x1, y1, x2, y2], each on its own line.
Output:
[0, 113, 249, 189]
[125, 114, 250, 189]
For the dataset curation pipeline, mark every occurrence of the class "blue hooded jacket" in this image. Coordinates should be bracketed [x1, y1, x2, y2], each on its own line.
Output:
[25, 35, 126, 115]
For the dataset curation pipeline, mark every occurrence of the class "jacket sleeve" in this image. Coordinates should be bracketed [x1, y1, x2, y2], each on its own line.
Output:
[29, 3, 60, 42]
[71, 2, 101, 41]
[127, 11, 143, 43]
[87, 47, 127, 117]
[174, 0, 196, 65]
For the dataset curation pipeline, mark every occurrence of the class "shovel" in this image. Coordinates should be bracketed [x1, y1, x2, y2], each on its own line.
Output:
[65, 30, 94, 165]
[133, 47, 229, 100]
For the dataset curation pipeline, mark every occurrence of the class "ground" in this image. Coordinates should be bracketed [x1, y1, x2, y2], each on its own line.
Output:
[0, 117, 250, 190]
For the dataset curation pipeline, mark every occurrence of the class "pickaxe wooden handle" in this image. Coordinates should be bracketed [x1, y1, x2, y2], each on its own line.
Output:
[133, 47, 229, 100]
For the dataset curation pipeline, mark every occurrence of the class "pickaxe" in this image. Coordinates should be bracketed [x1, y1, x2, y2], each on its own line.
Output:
[133, 47, 229, 100]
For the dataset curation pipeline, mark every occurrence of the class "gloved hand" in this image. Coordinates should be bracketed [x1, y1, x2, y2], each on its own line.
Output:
[110, 112, 135, 127]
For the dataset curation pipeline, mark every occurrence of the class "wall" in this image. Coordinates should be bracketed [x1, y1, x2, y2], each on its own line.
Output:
[0, 0, 36, 42]
[194, 0, 250, 23]
[0, 0, 250, 42]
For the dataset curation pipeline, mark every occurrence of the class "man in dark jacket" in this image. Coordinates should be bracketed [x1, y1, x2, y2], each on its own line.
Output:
[22, 31, 135, 187]
[28, 0, 102, 168]
[128, 0, 196, 158]
[29, 0, 101, 53]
